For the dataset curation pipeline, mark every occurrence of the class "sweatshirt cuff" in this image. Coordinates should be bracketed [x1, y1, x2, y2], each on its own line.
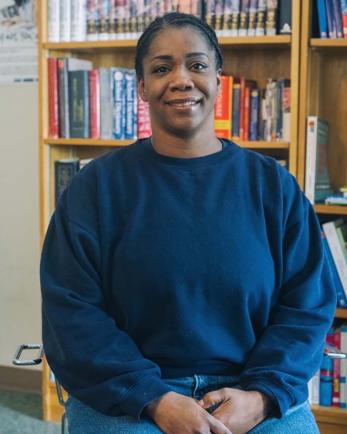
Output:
[118, 376, 173, 420]
[240, 379, 294, 417]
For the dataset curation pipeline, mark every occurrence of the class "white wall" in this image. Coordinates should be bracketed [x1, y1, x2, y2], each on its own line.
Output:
[0, 83, 41, 369]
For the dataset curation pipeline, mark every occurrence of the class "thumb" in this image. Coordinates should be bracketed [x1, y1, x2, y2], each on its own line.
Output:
[198, 388, 229, 409]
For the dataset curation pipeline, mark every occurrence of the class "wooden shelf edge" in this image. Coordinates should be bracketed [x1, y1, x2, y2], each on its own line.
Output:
[44, 138, 289, 150]
[336, 308, 347, 320]
[314, 204, 347, 215]
[312, 405, 347, 424]
[311, 38, 347, 48]
[42, 35, 291, 51]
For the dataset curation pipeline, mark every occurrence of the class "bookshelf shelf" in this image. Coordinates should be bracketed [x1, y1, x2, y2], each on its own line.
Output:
[314, 205, 347, 216]
[336, 308, 347, 320]
[44, 138, 132, 147]
[312, 405, 347, 425]
[43, 35, 291, 51]
[310, 39, 347, 48]
[236, 140, 289, 150]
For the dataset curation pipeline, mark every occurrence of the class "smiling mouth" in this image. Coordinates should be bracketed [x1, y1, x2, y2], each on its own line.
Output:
[166, 99, 201, 107]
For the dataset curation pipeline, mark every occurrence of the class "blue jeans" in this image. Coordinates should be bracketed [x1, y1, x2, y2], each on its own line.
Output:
[65, 375, 319, 434]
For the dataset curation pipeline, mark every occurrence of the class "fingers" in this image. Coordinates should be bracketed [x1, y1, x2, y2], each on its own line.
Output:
[208, 413, 233, 434]
[198, 388, 230, 409]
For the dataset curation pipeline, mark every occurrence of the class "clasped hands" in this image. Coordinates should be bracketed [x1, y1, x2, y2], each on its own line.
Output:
[146, 387, 272, 434]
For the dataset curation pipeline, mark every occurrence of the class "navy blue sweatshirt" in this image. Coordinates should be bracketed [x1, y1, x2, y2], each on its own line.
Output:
[41, 139, 336, 419]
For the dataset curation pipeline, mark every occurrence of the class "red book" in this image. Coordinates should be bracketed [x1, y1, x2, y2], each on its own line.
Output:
[47, 57, 59, 138]
[89, 69, 100, 139]
[137, 95, 152, 139]
[214, 75, 233, 139]
[240, 78, 256, 140]
[332, 329, 341, 407]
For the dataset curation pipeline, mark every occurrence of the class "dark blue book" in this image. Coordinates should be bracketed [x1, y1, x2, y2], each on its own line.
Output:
[68, 70, 90, 138]
[113, 68, 126, 140]
[250, 88, 260, 141]
[317, 0, 328, 38]
[54, 159, 80, 204]
[333, 0, 343, 37]
[325, 0, 337, 37]
[278, 0, 292, 34]
[322, 231, 347, 308]
[319, 354, 333, 406]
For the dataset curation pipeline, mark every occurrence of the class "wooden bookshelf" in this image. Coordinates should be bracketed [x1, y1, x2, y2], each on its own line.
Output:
[298, 2, 347, 432]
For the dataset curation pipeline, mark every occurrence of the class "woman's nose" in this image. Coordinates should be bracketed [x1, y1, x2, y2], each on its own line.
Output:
[168, 67, 194, 91]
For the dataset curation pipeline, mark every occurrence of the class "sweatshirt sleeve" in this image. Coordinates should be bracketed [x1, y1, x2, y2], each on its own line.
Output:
[239, 171, 336, 417]
[40, 170, 172, 419]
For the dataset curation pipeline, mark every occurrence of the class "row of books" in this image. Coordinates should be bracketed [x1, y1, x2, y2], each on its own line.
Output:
[215, 74, 291, 142]
[48, 58, 152, 140]
[315, 0, 347, 39]
[48, 0, 292, 43]
[321, 220, 347, 309]
[309, 326, 347, 408]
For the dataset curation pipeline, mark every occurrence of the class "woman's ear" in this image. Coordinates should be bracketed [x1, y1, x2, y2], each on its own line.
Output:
[138, 78, 148, 102]
[216, 68, 222, 95]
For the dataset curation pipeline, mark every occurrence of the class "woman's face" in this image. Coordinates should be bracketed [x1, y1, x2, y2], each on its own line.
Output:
[138, 26, 221, 137]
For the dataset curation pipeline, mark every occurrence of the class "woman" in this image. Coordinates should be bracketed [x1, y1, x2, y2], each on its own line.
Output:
[41, 12, 336, 434]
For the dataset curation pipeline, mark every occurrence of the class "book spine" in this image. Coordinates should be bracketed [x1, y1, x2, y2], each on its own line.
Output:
[57, 58, 70, 138]
[99, 68, 113, 139]
[278, 0, 292, 34]
[250, 88, 260, 141]
[214, 75, 232, 139]
[98, 0, 111, 40]
[232, 82, 241, 138]
[47, 0, 60, 42]
[69, 70, 90, 138]
[247, 0, 258, 36]
[71, 0, 87, 41]
[89, 69, 100, 139]
[323, 220, 347, 296]
[309, 370, 320, 405]
[282, 79, 291, 142]
[265, 0, 278, 35]
[113, 68, 125, 140]
[243, 85, 251, 141]
[124, 70, 136, 140]
[48, 58, 59, 139]
[304, 116, 318, 204]
[333, 0, 344, 37]
[239, 78, 246, 140]
[137, 96, 152, 139]
[231, 0, 241, 36]
[341, 0, 347, 38]
[59, 0, 71, 42]
[325, 0, 337, 38]
[215, 0, 225, 35]
[222, 0, 233, 36]
[319, 354, 333, 406]
[256, 0, 266, 35]
[238, 0, 250, 36]
[332, 329, 342, 407]
[54, 160, 80, 204]
[340, 326, 347, 408]
[317, 0, 328, 38]
[87, 0, 99, 41]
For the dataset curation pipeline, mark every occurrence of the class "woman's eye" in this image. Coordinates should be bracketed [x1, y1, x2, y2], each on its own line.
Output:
[191, 62, 207, 71]
[153, 66, 169, 74]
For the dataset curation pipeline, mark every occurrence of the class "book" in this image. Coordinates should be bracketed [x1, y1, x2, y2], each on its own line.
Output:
[323, 219, 347, 300]
[47, 58, 59, 139]
[319, 354, 333, 406]
[71, 0, 87, 41]
[322, 230, 347, 308]
[69, 70, 90, 138]
[304, 116, 333, 204]
[231, 0, 241, 36]
[238, 0, 250, 36]
[99, 67, 113, 139]
[256, 0, 266, 35]
[112, 68, 126, 139]
[47, 0, 60, 42]
[89, 69, 100, 139]
[308, 370, 320, 405]
[325, 194, 347, 206]
[333, 0, 344, 38]
[240, 78, 256, 140]
[281, 78, 291, 142]
[317, 0, 328, 38]
[232, 80, 241, 138]
[59, 0, 71, 42]
[278, 0, 292, 34]
[55, 159, 80, 204]
[341, 0, 347, 38]
[247, 0, 258, 36]
[265, 0, 278, 35]
[124, 69, 137, 140]
[214, 75, 233, 139]
[250, 88, 260, 141]
[137, 96, 152, 139]
[340, 326, 347, 408]
[99, 0, 111, 40]
[325, 0, 337, 38]
[87, 0, 99, 41]
[222, 0, 233, 36]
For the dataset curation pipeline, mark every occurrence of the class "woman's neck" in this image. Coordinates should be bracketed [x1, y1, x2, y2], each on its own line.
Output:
[150, 128, 222, 158]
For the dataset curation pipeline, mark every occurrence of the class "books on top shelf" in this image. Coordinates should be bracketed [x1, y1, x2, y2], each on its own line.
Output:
[304, 116, 333, 204]
[315, 0, 347, 39]
[214, 73, 291, 143]
[47, 0, 292, 42]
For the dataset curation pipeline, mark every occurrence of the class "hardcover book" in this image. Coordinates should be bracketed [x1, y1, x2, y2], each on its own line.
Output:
[55, 159, 80, 204]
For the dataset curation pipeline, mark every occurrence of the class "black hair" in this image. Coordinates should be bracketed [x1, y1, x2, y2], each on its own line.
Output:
[135, 12, 223, 79]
